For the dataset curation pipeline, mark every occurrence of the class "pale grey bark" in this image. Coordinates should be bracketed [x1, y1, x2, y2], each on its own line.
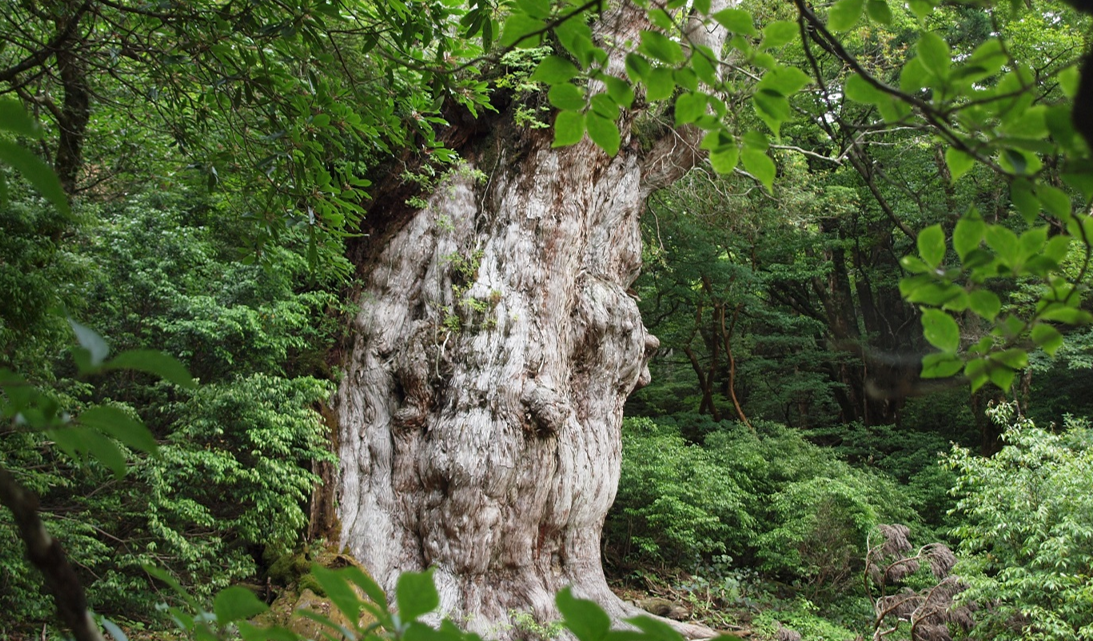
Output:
[335, 3, 727, 638]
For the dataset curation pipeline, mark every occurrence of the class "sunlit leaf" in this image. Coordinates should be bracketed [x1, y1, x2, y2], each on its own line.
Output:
[557, 588, 610, 641]
[553, 110, 584, 147]
[586, 113, 620, 156]
[828, 0, 865, 31]
[921, 308, 960, 352]
[396, 569, 439, 622]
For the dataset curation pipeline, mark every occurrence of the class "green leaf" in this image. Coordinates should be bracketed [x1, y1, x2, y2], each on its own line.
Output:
[343, 566, 387, 608]
[921, 308, 960, 352]
[1040, 306, 1093, 325]
[548, 84, 585, 111]
[106, 349, 196, 388]
[967, 38, 1008, 77]
[953, 209, 985, 261]
[917, 224, 946, 269]
[515, 0, 550, 19]
[866, 0, 893, 23]
[876, 96, 912, 123]
[312, 565, 362, 622]
[142, 565, 200, 609]
[69, 319, 110, 367]
[499, 13, 543, 47]
[49, 427, 128, 478]
[396, 569, 439, 621]
[1031, 323, 1064, 356]
[586, 113, 620, 156]
[968, 290, 1001, 322]
[673, 67, 698, 92]
[900, 57, 930, 94]
[1010, 179, 1040, 223]
[752, 91, 790, 137]
[674, 92, 706, 125]
[604, 76, 634, 109]
[985, 225, 1019, 267]
[557, 588, 610, 641]
[1036, 184, 1072, 222]
[531, 56, 580, 84]
[645, 68, 675, 101]
[900, 255, 930, 274]
[0, 99, 43, 138]
[945, 148, 975, 183]
[828, 0, 865, 31]
[1059, 65, 1080, 99]
[555, 14, 594, 57]
[691, 46, 718, 84]
[1043, 235, 1071, 264]
[710, 144, 739, 174]
[404, 621, 454, 641]
[1019, 226, 1047, 261]
[701, 130, 731, 151]
[921, 352, 963, 378]
[965, 358, 988, 392]
[0, 140, 70, 216]
[761, 21, 798, 49]
[294, 608, 348, 637]
[742, 129, 769, 151]
[590, 94, 618, 119]
[742, 147, 775, 192]
[757, 66, 811, 97]
[917, 32, 951, 80]
[844, 74, 887, 104]
[993, 348, 1028, 371]
[624, 54, 651, 82]
[987, 362, 1015, 390]
[99, 618, 129, 641]
[711, 8, 756, 35]
[639, 31, 684, 65]
[214, 586, 269, 623]
[79, 406, 158, 454]
[553, 110, 585, 147]
[626, 616, 684, 641]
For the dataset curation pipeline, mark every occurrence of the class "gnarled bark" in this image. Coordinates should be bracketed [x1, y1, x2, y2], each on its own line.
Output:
[334, 3, 726, 637]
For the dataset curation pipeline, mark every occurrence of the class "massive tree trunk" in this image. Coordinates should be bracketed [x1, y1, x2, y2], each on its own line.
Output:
[334, 4, 725, 637]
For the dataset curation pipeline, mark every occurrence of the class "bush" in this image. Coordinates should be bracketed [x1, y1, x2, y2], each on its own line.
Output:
[608, 417, 919, 600]
[946, 403, 1093, 641]
[608, 417, 752, 567]
[0, 194, 345, 630]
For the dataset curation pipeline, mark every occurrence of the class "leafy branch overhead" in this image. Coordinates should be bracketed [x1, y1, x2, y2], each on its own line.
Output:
[3, 0, 1090, 389]
[504, 0, 1093, 391]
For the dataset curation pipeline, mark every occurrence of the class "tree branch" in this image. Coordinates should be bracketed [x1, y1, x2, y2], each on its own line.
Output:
[0, 464, 105, 641]
[0, 0, 92, 85]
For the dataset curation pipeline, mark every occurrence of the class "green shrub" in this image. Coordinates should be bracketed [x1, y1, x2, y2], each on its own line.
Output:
[608, 418, 752, 567]
[0, 194, 345, 630]
[608, 417, 919, 600]
[947, 403, 1093, 641]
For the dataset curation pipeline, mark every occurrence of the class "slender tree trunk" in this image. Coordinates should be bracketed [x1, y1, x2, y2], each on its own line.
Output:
[53, 0, 91, 193]
[334, 5, 726, 637]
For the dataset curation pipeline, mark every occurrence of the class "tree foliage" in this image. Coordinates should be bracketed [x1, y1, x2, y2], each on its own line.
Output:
[947, 403, 1093, 641]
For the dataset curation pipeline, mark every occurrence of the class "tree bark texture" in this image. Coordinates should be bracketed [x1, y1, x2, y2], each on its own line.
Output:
[334, 5, 725, 637]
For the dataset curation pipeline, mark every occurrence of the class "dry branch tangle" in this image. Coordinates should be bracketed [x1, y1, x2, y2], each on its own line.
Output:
[335, 3, 726, 637]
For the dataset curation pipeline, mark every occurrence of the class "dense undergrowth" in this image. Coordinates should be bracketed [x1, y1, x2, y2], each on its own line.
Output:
[1, 192, 349, 628]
